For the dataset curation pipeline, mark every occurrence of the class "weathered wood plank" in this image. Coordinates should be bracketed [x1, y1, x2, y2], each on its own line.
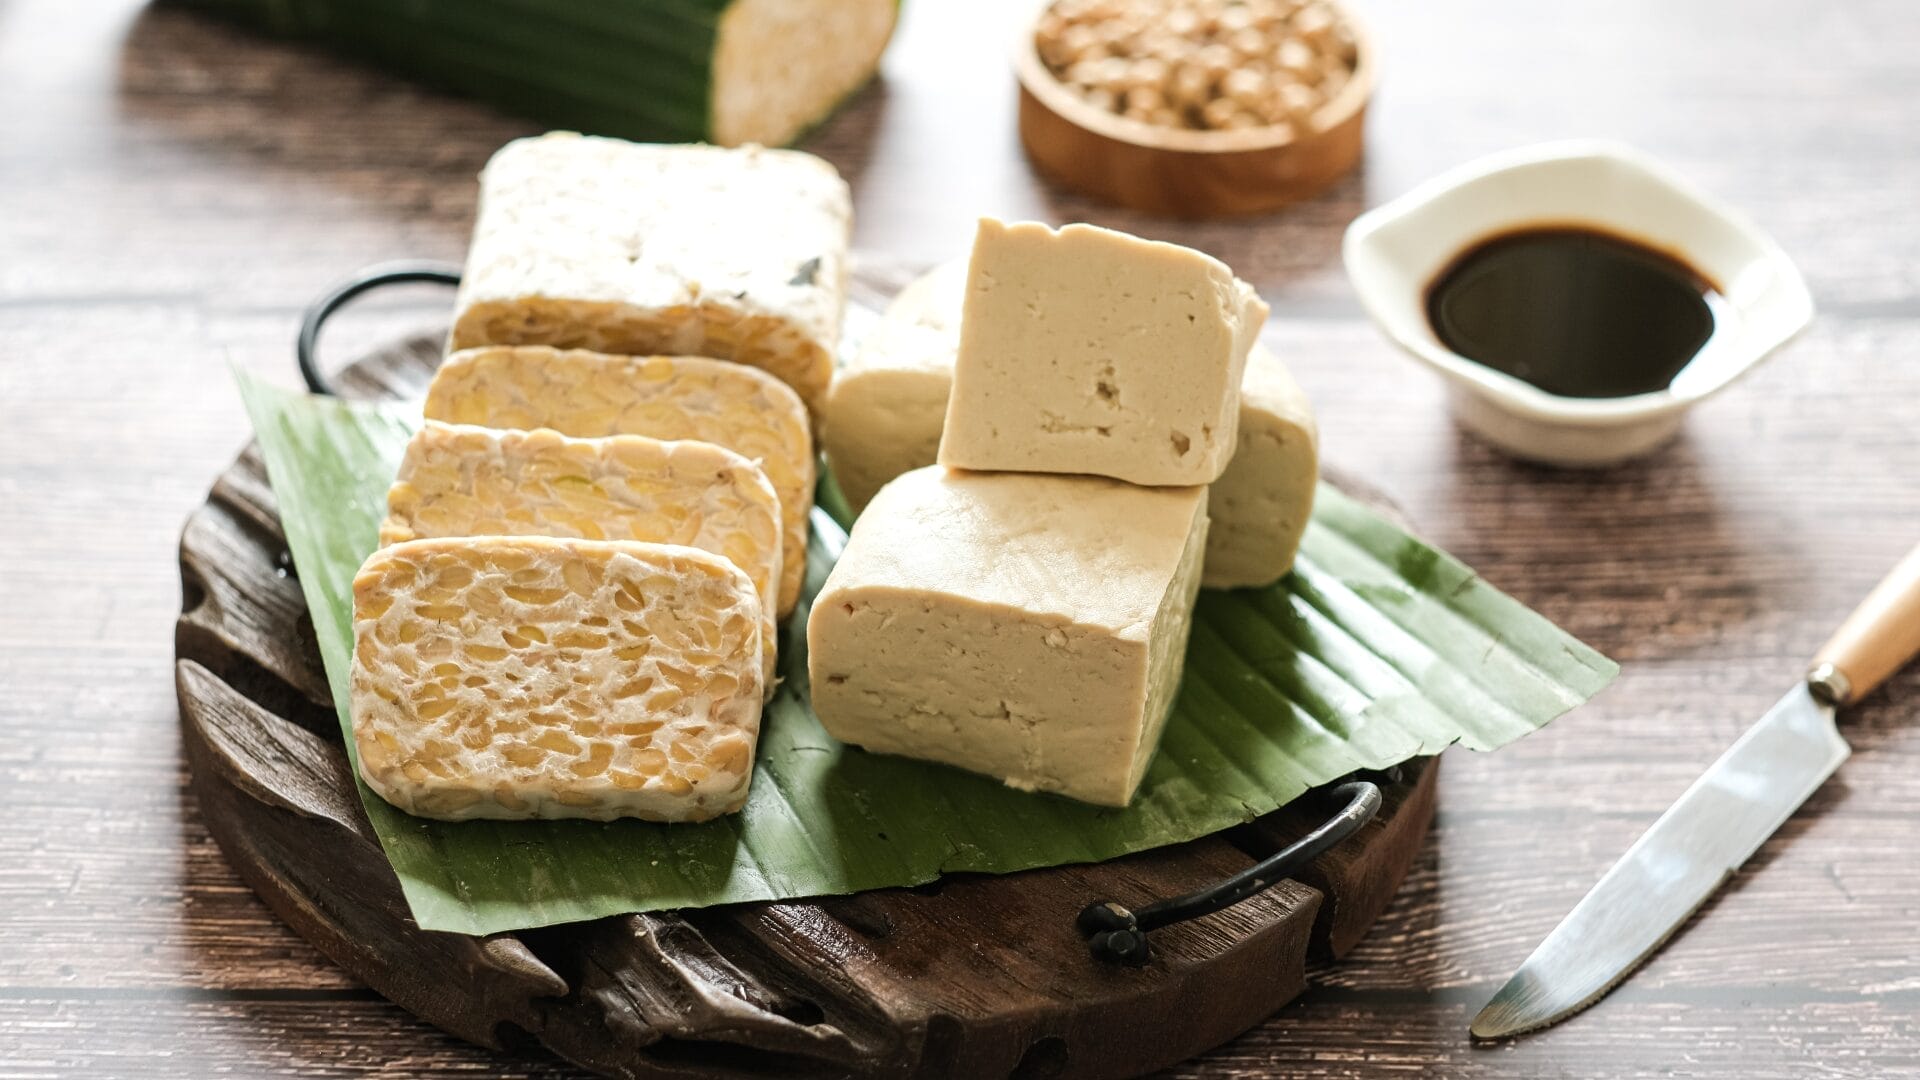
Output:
[5, 0, 1920, 1073]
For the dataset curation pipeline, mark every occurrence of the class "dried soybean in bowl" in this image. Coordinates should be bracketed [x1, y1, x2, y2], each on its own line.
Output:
[1034, 0, 1360, 133]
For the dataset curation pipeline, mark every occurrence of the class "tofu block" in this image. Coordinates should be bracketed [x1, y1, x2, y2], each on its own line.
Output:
[1202, 352, 1319, 588]
[937, 219, 1268, 486]
[807, 467, 1208, 807]
[825, 259, 1318, 586]
[449, 134, 851, 413]
[424, 346, 813, 616]
[351, 536, 764, 822]
[821, 260, 964, 510]
[381, 422, 783, 689]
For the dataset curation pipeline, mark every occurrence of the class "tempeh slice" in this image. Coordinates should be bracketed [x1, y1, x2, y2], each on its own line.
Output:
[425, 346, 813, 617]
[351, 536, 764, 823]
[381, 422, 783, 689]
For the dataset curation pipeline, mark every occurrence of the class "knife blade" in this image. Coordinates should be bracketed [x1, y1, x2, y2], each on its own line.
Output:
[1472, 540, 1920, 1039]
[1469, 683, 1848, 1038]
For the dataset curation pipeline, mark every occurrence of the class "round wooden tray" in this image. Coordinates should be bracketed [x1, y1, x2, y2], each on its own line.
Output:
[174, 332, 1438, 1079]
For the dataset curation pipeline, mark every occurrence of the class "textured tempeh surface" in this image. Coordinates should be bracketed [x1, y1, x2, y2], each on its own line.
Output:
[351, 536, 765, 822]
[381, 421, 785, 688]
[450, 134, 851, 414]
[426, 347, 815, 617]
[9, 0, 1920, 1076]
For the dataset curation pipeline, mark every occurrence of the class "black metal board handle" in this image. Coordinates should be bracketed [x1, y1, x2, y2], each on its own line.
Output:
[297, 261, 463, 397]
[1078, 778, 1383, 965]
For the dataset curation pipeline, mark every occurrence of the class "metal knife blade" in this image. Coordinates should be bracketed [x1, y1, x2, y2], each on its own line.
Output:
[1471, 683, 1850, 1039]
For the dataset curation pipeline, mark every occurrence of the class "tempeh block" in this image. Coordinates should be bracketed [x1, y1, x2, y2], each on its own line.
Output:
[449, 134, 850, 414]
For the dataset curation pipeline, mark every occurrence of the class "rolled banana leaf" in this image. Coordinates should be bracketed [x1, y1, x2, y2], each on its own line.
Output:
[173, 0, 900, 146]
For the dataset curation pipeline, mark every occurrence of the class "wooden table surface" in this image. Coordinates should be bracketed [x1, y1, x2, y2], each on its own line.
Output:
[5, 0, 1919, 1076]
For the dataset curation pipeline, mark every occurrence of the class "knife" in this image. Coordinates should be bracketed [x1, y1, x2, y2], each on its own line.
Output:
[1472, 541, 1920, 1039]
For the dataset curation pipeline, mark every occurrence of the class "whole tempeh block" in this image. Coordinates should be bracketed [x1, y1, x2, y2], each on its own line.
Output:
[381, 422, 783, 689]
[171, 0, 899, 148]
[937, 219, 1269, 486]
[822, 259, 1318, 586]
[450, 134, 851, 413]
[808, 467, 1209, 807]
[351, 537, 764, 823]
[424, 346, 813, 616]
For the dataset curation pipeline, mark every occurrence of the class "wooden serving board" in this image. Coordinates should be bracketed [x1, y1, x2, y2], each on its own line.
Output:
[174, 329, 1438, 1080]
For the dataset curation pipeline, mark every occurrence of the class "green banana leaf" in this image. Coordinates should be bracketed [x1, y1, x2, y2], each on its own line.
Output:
[236, 372, 1616, 936]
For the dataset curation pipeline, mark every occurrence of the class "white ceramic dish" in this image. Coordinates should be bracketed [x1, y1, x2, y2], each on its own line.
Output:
[1342, 140, 1814, 467]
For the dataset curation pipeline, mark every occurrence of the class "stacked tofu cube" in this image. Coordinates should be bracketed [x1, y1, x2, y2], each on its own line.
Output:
[810, 219, 1290, 806]
[348, 133, 850, 823]
[823, 256, 1318, 588]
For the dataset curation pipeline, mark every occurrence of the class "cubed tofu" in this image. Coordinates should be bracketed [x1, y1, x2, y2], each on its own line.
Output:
[424, 346, 813, 616]
[937, 219, 1267, 486]
[824, 259, 1318, 586]
[381, 422, 783, 690]
[351, 536, 763, 822]
[807, 467, 1208, 807]
[821, 260, 963, 510]
[449, 134, 851, 413]
[1202, 352, 1319, 588]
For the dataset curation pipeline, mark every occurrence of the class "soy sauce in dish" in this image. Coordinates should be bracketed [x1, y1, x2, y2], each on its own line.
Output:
[1424, 225, 1727, 399]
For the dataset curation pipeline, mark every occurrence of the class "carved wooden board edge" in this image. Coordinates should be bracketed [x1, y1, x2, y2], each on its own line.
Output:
[175, 333, 1439, 1080]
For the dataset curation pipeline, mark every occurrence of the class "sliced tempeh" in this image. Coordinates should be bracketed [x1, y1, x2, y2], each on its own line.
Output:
[425, 346, 813, 617]
[351, 536, 763, 822]
[381, 421, 783, 689]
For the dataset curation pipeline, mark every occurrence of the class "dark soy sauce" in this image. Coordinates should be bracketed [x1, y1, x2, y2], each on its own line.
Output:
[1425, 226, 1726, 399]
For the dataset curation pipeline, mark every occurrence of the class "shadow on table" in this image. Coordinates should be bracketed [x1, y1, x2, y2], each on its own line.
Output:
[1415, 424, 1786, 667]
[114, 2, 522, 232]
[1019, 164, 1365, 300]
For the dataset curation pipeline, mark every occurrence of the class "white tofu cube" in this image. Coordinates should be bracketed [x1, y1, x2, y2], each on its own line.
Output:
[937, 219, 1268, 486]
[807, 467, 1208, 806]
[824, 259, 1317, 587]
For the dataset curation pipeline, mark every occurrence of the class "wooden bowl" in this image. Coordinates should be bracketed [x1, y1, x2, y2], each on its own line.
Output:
[1015, 2, 1376, 219]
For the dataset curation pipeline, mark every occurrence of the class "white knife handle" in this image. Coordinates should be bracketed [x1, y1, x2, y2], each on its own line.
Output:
[1811, 541, 1920, 706]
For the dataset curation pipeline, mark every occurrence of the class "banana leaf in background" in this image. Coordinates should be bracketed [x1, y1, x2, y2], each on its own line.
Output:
[237, 372, 1616, 936]
[170, 0, 900, 148]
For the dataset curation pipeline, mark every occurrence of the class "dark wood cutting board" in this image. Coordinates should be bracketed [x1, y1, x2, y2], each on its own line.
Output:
[174, 328, 1438, 1080]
